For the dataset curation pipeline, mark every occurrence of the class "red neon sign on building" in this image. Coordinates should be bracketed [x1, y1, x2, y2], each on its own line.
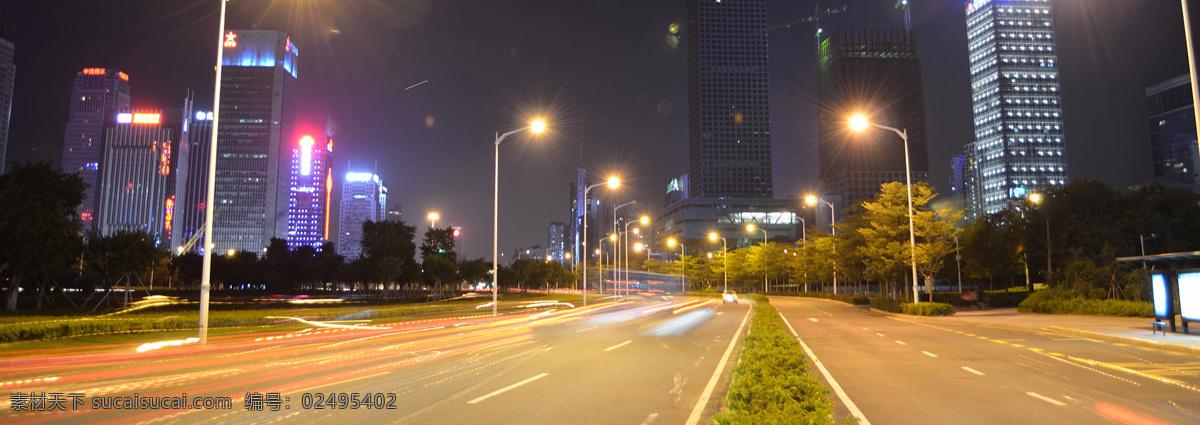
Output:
[223, 31, 237, 48]
[82, 68, 106, 76]
[118, 71, 129, 81]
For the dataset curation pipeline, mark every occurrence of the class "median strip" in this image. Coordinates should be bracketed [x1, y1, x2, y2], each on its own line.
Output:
[467, 373, 548, 404]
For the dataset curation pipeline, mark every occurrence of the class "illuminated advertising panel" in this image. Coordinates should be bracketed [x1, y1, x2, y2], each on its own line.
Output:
[133, 113, 161, 124]
[82, 67, 106, 75]
[1151, 273, 1171, 318]
[116, 113, 133, 124]
[299, 136, 314, 176]
[223, 31, 237, 48]
[1179, 271, 1200, 322]
[118, 71, 129, 81]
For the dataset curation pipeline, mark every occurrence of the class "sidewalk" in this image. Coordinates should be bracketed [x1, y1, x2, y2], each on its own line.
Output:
[875, 307, 1200, 357]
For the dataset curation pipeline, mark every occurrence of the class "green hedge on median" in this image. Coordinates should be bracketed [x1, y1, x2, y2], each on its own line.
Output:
[712, 300, 852, 425]
[1017, 290, 1152, 317]
[900, 302, 955, 316]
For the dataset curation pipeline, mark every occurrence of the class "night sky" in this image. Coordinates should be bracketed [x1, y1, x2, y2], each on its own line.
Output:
[1, 0, 1192, 261]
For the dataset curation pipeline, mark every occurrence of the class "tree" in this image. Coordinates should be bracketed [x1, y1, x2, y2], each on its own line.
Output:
[459, 258, 491, 289]
[961, 209, 1023, 290]
[360, 220, 418, 296]
[0, 162, 86, 310]
[420, 226, 459, 298]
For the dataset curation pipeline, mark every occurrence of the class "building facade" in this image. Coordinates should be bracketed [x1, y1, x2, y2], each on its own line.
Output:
[686, 0, 773, 199]
[212, 30, 299, 253]
[965, 0, 1067, 217]
[817, 28, 930, 210]
[61, 67, 131, 228]
[175, 110, 213, 253]
[286, 134, 332, 249]
[547, 221, 567, 263]
[1146, 74, 1200, 187]
[337, 172, 386, 259]
[95, 107, 191, 248]
[0, 15, 13, 174]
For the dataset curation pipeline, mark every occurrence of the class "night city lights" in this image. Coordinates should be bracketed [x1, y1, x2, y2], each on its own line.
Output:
[0, 1, 1199, 425]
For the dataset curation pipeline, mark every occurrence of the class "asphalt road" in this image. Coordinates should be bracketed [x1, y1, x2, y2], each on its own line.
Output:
[774, 296, 1200, 425]
[1, 297, 751, 425]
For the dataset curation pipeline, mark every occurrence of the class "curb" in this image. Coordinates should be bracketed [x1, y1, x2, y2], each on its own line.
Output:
[866, 307, 1200, 357]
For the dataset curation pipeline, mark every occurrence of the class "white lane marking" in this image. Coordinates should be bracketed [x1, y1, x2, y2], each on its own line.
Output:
[894, 340, 907, 346]
[605, 340, 633, 352]
[467, 373, 549, 404]
[962, 366, 985, 376]
[808, 318, 819, 322]
[576, 326, 598, 333]
[862, 327, 869, 331]
[778, 311, 872, 425]
[640, 413, 660, 425]
[1026, 392, 1066, 406]
[922, 351, 937, 358]
[684, 305, 752, 425]
[875, 333, 885, 337]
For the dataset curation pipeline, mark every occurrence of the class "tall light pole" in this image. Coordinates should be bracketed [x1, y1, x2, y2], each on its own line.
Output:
[806, 195, 838, 294]
[747, 224, 768, 292]
[492, 119, 547, 317]
[623, 216, 648, 299]
[199, 0, 232, 345]
[1029, 192, 1052, 284]
[708, 232, 727, 292]
[798, 215, 807, 293]
[1140, 233, 1158, 270]
[427, 212, 439, 229]
[581, 177, 620, 306]
[612, 200, 636, 296]
[849, 114, 918, 303]
[668, 238, 686, 292]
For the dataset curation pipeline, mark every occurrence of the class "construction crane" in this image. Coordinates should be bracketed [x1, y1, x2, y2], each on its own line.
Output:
[754, 3, 848, 58]
[895, 0, 912, 32]
[177, 208, 221, 254]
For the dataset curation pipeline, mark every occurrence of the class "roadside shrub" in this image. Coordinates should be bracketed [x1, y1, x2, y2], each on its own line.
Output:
[712, 301, 851, 425]
[869, 296, 903, 313]
[1018, 290, 1153, 317]
[900, 302, 955, 316]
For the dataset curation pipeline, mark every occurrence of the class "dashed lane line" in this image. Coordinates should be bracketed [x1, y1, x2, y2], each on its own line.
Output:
[1025, 392, 1066, 406]
[604, 340, 632, 352]
[922, 351, 938, 358]
[962, 366, 985, 376]
[467, 373, 549, 404]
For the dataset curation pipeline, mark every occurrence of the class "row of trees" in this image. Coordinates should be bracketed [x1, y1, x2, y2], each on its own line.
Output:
[633, 179, 1200, 302]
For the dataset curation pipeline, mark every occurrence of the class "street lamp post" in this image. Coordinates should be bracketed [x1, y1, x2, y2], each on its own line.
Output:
[708, 232, 727, 292]
[798, 216, 807, 293]
[581, 177, 620, 307]
[427, 212, 439, 229]
[492, 119, 547, 317]
[805, 195, 838, 294]
[747, 224, 768, 292]
[613, 201, 636, 297]
[954, 235, 962, 293]
[1140, 233, 1158, 270]
[623, 216, 648, 299]
[668, 238, 686, 292]
[198, 0, 233, 345]
[849, 115, 919, 303]
[1029, 193, 1052, 284]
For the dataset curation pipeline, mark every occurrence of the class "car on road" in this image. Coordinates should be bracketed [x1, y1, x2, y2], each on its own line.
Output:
[722, 291, 737, 303]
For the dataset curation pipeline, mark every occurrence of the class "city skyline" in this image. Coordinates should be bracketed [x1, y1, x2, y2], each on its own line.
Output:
[0, 1, 1193, 260]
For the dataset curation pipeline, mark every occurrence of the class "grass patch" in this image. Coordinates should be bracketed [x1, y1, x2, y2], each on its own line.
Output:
[712, 299, 852, 425]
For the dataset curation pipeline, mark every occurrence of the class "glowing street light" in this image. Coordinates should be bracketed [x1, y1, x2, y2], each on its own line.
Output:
[612, 201, 637, 296]
[848, 113, 918, 303]
[1029, 192, 1052, 283]
[708, 232, 727, 292]
[806, 195, 838, 294]
[492, 118, 549, 317]
[580, 176, 620, 306]
[427, 212, 439, 228]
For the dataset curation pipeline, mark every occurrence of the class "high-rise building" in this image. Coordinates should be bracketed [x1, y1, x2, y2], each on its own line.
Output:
[950, 154, 968, 211]
[95, 107, 191, 248]
[286, 134, 332, 249]
[965, 0, 1066, 216]
[61, 67, 131, 228]
[176, 110, 213, 253]
[547, 222, 567, 263]
[1146, 74, 1200, 187]
[817, 28, 930, 209]
[665, 174, 688, 207]
[686, 0, 772, 199]
[338, 172, 386, 260]
[569, 169, 600, 266]
[212, 30, 299, 253]
[0, 14, 14, 174]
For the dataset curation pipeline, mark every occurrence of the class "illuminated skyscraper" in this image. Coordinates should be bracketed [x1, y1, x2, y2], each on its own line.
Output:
[176, 110, 213, 253]
[337, 173, 386, 259]
[0, 14, 14, 175]
[1146, 75, 1200, 187]
[286, 135, 332, 249]
[965, 0, 1066, 217]
[61, 67, 131, 228]
[686, 0, 773, 199]
[95, 107, 191, 248]
[212, 30, 299, 253]
[547, 221, 566, 263]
